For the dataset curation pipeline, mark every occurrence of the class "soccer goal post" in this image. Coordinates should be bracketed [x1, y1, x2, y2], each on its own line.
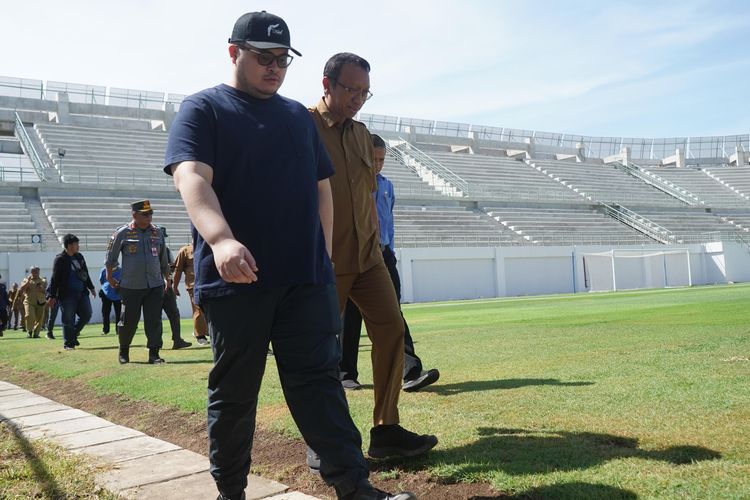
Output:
[582, 249, 692, 292]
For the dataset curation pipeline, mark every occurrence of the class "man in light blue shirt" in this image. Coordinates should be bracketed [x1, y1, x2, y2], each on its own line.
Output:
[105, 200, 170, 364]
[340, 135, 440, 392]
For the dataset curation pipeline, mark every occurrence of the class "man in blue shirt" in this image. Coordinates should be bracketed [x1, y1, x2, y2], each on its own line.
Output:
[163, 11, 413, 500]
[99, 265, 122, 335]
[340, 135, 439, 392]
[105, 200, 170, 364]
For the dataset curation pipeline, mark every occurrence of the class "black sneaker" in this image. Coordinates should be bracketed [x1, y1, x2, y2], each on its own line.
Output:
[341, 378, 362, 391]
[196, 335, 209, 345]
[306, 446, 321, 475]
[73, 339, 80, 346]
[216, 492, 246, 500]
[63, 345, 75, 351]
[368, 424, 437, 459]
[172, 338, 192, 349]
[340, 480, 416, 500]
[148, 354, 166, 364]
[402, 369, 440, 392]
[46, 331, 55, 340]
[118, 348, 129, 364]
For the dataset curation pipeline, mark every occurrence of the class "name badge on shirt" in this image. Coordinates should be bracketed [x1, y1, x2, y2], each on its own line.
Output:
[151, 246, 158, 257]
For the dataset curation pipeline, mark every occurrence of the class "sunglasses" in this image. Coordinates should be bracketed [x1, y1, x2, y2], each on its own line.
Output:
[239, 46, 294, 68]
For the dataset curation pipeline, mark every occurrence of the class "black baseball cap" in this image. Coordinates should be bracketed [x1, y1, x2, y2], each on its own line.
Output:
[229, 11, 301, 56]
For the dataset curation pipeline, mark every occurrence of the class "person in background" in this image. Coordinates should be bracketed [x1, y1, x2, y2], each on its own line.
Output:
[14, 267, 47, 338]
[8, 283, 24, 331]
[46, 233, 96, 351]
[339, 134, 439, 392]
[99, 264, 122, 335]
[172, 242, 209, 345]
[105, 200, 170, 365]
[0, 274, 8, 337]
[162, 237, 192, 350]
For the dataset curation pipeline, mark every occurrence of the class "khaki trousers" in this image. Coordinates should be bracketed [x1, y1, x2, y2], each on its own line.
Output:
[336, 260, 404, 426]
[24, 302, 45, 335]
[187, 289, 208, 337]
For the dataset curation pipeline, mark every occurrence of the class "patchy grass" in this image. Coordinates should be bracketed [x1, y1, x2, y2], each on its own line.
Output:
[0, 421, 119, 499]
[1, 283, 749, 498]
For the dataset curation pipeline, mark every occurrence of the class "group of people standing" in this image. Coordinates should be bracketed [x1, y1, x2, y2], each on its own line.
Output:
[164, 10, 440, 500]
[0, 210, 204, 359]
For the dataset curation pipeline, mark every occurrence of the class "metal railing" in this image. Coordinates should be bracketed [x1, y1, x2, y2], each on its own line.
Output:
[608, 159, 703, 206]
[0, 166, 42, 183]
[388, 140, 468, 196]
[600, 203, 675, 244]
[360, 112, 750, 162]
[60, 169, 174, 188]
[14, 112, 48, 181]
[0, 77, 185, 110]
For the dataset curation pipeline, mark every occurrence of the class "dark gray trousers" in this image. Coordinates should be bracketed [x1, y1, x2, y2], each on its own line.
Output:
[118, 286, 164, 350]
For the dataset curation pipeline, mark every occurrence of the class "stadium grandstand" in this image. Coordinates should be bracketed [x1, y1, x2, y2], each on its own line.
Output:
[2, 75, 750, 302]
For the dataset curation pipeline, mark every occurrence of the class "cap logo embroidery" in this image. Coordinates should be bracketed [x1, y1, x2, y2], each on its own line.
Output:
[267, 23, 283, 36]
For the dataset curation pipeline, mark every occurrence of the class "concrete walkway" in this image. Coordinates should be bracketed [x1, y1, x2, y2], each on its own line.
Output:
[0, 381, 319, 500]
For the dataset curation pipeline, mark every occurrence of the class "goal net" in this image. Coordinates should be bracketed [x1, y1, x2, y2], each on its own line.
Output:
[582, 249, 692, 292]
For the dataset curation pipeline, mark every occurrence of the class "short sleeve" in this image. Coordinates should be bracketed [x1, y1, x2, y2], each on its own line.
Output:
[312, 122, 335, 181]
[164, 95, 217, 175]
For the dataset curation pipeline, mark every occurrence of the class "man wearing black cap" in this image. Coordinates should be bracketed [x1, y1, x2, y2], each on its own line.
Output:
[164, 10, 415, 500]
[105, 200, 171, 364]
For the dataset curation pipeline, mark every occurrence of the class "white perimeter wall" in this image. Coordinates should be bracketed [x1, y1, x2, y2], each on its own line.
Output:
[396, 241, 750, 303]
[1, 242, 749, 324]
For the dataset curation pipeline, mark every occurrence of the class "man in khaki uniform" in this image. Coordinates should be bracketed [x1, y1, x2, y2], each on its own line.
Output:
[15, 267, 47, 338]
[310, 52, 437, 460]
[8, 283, 24, 331]
[172, 243, 209, 345]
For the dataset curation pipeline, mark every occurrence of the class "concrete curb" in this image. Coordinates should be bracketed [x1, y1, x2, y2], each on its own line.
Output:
[0, 380, 320, 500]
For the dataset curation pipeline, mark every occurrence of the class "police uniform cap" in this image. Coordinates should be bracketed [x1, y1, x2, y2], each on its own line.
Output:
[131, 200, 153, 213]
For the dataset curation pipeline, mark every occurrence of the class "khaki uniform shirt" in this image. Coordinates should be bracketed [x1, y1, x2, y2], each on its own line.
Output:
[173, 244, 196, 291]
[310, 98, 381, 274]
[19, 276, 46, 306]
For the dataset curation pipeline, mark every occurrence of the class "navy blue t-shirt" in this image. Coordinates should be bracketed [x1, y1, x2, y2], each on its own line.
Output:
[163, 84, 335, 303]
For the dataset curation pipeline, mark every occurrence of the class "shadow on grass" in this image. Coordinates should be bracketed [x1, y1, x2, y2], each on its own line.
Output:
[470, 481, 637, 499]
[371, 427, 721, 478]
[6, 423, 67, 498]
[421, 378, 594, 396]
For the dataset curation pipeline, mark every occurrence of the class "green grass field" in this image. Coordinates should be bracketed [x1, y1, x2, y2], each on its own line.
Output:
[1, 283, 749, 498]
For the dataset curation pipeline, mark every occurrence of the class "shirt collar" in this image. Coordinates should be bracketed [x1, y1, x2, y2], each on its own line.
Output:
[315, 97, 353, 130]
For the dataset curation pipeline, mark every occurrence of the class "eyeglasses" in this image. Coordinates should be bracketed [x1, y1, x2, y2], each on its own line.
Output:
[238, 45, 294, 68]
[331, 79, 373, 101]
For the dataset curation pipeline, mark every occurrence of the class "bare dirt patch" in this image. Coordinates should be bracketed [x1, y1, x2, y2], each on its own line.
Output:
[2, 365, 502, 499]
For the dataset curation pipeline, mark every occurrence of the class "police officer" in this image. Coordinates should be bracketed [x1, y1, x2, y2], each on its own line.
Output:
[14, 266, 47, 338]
[105, 200, 170, 365]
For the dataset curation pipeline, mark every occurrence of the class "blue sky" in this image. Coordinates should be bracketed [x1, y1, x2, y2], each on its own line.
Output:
[1, 0, 748, 138]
